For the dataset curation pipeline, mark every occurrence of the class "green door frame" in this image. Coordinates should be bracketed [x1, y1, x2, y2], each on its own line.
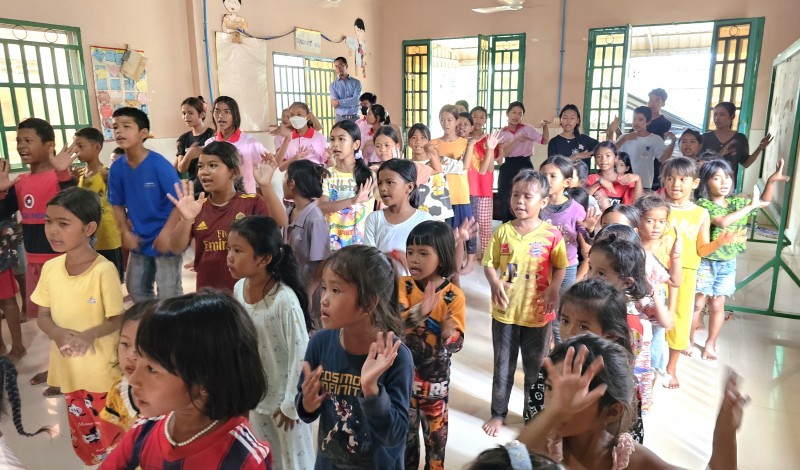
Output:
[401, 39, 432, 145]
[476, 34, 491, 124]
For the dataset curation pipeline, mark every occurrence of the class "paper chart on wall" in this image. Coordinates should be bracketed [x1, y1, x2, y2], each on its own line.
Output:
[90, 46, 150, 141]
[216, 32, 269, 132]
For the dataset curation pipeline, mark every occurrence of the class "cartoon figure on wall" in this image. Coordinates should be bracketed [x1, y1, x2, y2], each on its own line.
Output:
[222, 0, 249, 42]
[345, 18, 367, 78]
[98, 91, 113, 134]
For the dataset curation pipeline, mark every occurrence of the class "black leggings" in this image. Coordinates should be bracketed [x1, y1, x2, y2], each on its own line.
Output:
[497, 156, 533, 222]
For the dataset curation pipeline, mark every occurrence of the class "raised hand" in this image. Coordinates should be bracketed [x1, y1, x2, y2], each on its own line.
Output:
[758, 133, 774, 152]
[767, 158, 790, 184]
[254, 154, 278, 187]
[617, 173, 640, 186]
[166, 180, 205, 222]
[581, 206, 600, 234]
[487, 129, 502, 150]
[716, 370, 749, 432]
[608, 116, 620, 132]
[0, 159, 17, 192]
[50, 143, 79, 172]
[423, 142, 439, 160]
[421, 280, 442, 316]
[184, 143, 202, 161]
[361, 332, 401, 396]
[295, 145, 311, 160]
[541, 345, 607, 418]
[353, 177, 376, 204]
[455, 217, 478, 244]
[671, 225, 683, 256]
[300, 362, 326, 414]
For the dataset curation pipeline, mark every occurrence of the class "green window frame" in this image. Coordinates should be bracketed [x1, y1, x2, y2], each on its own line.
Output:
[272, 53, 336, 137]
[0, 18, 91, 170]
[401, 40, 431, 142]
[583, 27, 630, 143]
[488, 34, 526, 131]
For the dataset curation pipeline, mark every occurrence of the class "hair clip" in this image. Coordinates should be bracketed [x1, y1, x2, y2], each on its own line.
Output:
[504, 440, 533, 470]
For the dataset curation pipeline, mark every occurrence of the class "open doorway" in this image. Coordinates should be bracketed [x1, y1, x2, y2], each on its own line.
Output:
[429, 37, 478, 136]
[624, 23, 714, 135]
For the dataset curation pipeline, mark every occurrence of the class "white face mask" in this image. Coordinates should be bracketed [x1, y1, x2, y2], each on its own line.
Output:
[290, 116, 308, 130]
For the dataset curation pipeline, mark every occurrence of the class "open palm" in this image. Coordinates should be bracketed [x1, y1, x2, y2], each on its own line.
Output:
[166, 180, 205, 221]
[361, 332, 401, 389]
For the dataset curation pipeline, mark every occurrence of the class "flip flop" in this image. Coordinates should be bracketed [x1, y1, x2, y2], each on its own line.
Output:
[29, 371, 48, 386]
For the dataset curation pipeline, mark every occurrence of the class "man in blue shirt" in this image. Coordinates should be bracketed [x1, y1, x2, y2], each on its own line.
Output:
[330, 57, 362, 123]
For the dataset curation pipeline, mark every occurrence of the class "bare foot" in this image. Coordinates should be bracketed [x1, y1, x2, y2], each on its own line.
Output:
[681, 345, 694, 357]
[702, 344, 718, 361]
[30, 371, 48, 386]
[184, 261, 196, 272]
[482, 417, 504, 437]
[461, 261, 474, 276]
[43, 386, 61, 397]
[696, 319, 706, 331]
[663, 373, 680, 389]
[6, 348, 26, 363]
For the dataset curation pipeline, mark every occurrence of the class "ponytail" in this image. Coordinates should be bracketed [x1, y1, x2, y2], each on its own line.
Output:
[0, 358, 50, 437]
[266, 243, 313, 332]
[353, 149, 372, 189]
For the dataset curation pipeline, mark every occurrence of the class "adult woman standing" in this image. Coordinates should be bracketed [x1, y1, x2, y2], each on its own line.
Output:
[701, 101, 772, 190]
[175, 96, 214, 196]
[204, 96, 267, 194]
[497, 101, 549, 221]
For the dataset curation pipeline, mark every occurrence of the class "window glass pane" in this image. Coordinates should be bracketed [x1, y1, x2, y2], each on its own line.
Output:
[7, 44, 23, 83]
[24, 45, 40, 83]
[14, 88, 30, 119]
[60, 89, 75, 125]
[5, 131, 19, 167]
[30, 88, 46, 119]
[54, 48, 69, 85]
[0, 87, 14, 123]
[0, 45, 8, 82]
[45, 88, 60, 125]
[39, 47, 55, 84]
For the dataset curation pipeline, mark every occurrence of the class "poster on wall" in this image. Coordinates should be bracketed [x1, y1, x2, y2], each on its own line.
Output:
[295, 28, 322, 54]
[216, 32, 269, 131]
[90, 46, 150, 141]
[345, 18, 367, 78]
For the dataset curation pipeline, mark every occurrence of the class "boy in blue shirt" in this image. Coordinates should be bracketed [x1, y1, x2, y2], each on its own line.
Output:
[107, 108, 182, 300]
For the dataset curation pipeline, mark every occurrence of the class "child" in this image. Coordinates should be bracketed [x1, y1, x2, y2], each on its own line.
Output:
[692, 158, 788, 360]
[701, 101, 772, 190]
[100, 291, 273, 469]
[175, 96, 214, 196]
[33, 187, 124, 465]
[99, 301, 158, 449]
[0, 357, 51, 469]
[284, 160, 331, 330]
[547, 104, 598, 168]
[163, 141, 285, 291]
[74, 127, 124, 282]
[540, 155, 587, 291]
[365, 159, 431, 269]
[297, 245, 414, 469]
[584, 141, 642, 206]
[482, 169, 568, 436]
[0, 215, 24, 361]
[658, 157, 729, 388]
[204, 96, 267, 194]
[468, 126, 501, 256]
[680, 128, 703, 161]
[634, 195, 682, 376]
[587, 232, 662, 414]
[361, 104, 394, 164]
[497, 101, 549, 222]
[514, 336, 749, 469]
[229, 216, 315, 470]
[469, 106, 488, 139]
[615, 151, 633, 175]
[370, 125, 404, 170]
[614, 106, 675, 191]
[524, 278, 641, 440]
[600, 204, 641, 229]
[571, 160, 601, 214]
[277, 102, 328, 171]
[407, 123, 461, 222]
[317, 120, 375, 251]
[400, 221, 466, 469]
[107, 107, 182, 301]
[433, 107, 474, 252]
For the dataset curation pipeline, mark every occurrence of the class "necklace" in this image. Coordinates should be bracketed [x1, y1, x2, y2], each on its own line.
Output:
[163, 412, 219, 448]
[668, 201, 694, 209]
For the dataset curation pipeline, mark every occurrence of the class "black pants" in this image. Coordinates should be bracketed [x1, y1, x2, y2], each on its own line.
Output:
[497, 157, 533, 222]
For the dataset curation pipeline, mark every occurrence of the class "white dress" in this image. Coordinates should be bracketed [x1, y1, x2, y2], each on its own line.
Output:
[234, 280, 315, 470]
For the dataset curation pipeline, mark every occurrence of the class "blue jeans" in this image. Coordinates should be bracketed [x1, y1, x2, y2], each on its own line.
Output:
[126, 252, 183, 301]
[651, 324, 666, 372]
[553, 264, 578, 345]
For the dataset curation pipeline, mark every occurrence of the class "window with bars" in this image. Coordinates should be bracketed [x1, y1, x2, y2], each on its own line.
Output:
[273, 53, 336, 137]
[583, 28, 628, 143]
[402, 42, 430, 139]
[0, 18, 91, 170]
[488, 35, 525, 131]
[705, 22, 756, 132]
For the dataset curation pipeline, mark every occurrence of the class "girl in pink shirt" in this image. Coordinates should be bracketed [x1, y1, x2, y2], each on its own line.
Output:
[278, 102, 328, 171]
[204, 96, 265, 194]
[496, 101, 550, 222]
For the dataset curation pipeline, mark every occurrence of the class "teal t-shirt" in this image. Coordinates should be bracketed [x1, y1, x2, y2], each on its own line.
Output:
[696, 197, 753, 261]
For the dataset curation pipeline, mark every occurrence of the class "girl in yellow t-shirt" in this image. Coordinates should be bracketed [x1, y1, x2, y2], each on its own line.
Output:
[31, 187, 124, 465]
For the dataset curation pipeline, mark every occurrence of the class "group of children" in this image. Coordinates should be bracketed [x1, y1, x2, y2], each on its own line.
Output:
[0, 90, 774, 469]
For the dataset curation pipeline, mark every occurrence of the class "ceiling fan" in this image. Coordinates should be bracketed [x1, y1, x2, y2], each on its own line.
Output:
[472, 0, 526, 14]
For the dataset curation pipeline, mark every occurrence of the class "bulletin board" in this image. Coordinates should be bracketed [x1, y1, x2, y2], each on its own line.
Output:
[90, 46, 150, 141]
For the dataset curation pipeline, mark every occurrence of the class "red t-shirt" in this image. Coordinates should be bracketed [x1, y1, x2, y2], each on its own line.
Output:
[585, 174, 636, 206]
[100, 415, 272, 470]
[192, 193, 269, 291]
[13, 169, 72, 263]
[468, 136, 498, 197]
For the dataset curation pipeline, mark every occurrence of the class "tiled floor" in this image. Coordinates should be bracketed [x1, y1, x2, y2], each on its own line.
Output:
[3, 242, 800, 469]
